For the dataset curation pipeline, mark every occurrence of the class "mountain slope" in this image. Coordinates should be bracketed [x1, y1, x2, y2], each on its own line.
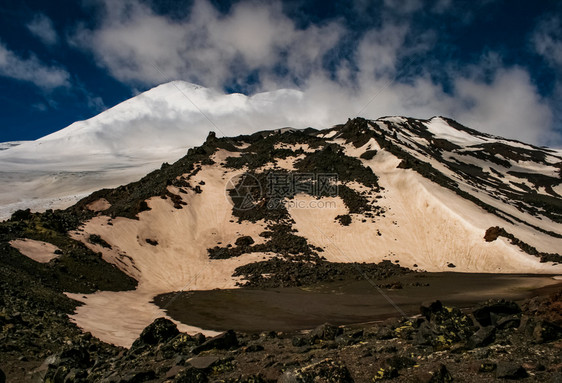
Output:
[0, 81, 310, 220]
[13, 116, 553, 347]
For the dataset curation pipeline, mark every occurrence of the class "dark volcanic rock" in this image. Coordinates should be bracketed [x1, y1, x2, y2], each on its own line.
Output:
[281, 358, 354, 383]
[360, 149, 378, 160]
[413, 364, 453, 383]
[478, 361, 497, 373]
[414, 321, 434, 346]
[59, 344, 91, 368]
[532, 320, 562, 343]
[235, 236, 255, 247]
[420, 300, 444, 321]
[186, 355, 220, 370]
[192, 330, 238, 354]
[235, 258, 411, 289]
[335, 214, 352, 226]
[292, 336, 309, 347]
[133, 317, 179, 347]
[496, 314, 521, 330]
[121, 370, 157, 383]
[495, 362, 527, 379]
[467, 326, 496, 349]
[310, 323, 343, 342]
[472, 299, 521, 327]
[484, 226, 502, 242]
[0, 369, 5, 383]
[173, 367, 208, 382]
[243, 344, 265, 353]
[415, 301, 475, 349]
[376, 355, 416, 378]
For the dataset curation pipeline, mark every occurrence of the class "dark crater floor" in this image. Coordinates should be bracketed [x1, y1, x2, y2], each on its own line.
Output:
[154, 273, 561, 333]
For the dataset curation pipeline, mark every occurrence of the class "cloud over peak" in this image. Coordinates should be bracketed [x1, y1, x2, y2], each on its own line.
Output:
[26, 13, 58, 46]
[63, 0, 562, 146]
[0, 41, 69, 90]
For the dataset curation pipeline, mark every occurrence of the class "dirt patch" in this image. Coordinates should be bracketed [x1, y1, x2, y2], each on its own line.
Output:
[9, 238, 61, 263]
[86, 198, 111, 212]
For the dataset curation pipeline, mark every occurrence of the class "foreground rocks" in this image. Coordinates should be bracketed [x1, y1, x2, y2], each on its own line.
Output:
[2, 288, 562, 382]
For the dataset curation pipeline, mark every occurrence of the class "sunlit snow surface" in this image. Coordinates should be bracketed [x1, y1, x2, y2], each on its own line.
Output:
[366, 116, 562, 238]
[0, 81, 316, 220]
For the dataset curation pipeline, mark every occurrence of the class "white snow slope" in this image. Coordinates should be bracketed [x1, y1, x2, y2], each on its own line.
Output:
[0, 81, 313, 220]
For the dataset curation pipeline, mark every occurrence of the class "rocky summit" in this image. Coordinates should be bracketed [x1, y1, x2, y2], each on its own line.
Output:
[0, 115, 561, 381]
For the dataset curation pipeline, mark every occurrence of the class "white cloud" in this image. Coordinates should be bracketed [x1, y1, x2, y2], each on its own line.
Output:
[532, 16, 562, 66]
[432, 0, 453, 13]
[0, 41, 70, 89]
[531, 15, 562, 146]
[27, 14, 58, 45]
[356, 24, 410, 80]
[71, 0, 344, 89]
[383, 0, 423, 14]
[69, 0, 560, 146]
[32, 102, 48, 112]
[452, 68, 552, 145]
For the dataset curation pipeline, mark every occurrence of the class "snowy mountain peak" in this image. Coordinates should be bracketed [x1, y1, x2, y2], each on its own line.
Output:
[2, 114, 562, 349]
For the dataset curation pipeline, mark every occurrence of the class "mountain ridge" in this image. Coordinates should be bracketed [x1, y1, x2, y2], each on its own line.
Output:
[1, 114, 562, 381]
[28, 115, 556, 346]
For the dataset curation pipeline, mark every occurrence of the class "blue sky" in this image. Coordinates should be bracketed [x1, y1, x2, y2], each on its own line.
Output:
[1, 0, 561, 146]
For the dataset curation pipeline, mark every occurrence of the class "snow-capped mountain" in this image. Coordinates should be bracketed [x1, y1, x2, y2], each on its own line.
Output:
[0, 81, 311, 220]
[26, 115, 555, 347]
[0, 141, 28, 151]
[0, 82, 308, 168]
[330, 116, 562, 243]
[2, 81, 561, 348]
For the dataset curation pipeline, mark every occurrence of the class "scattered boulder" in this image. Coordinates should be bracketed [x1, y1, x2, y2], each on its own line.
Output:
[496, 314, 521, 330]
[186, 355, 220, 370]
[235, 236, 255, 247]
[282, 358, 354, 383]
[376, 326, 396, 340]
[472, 299, 521, 327]
[484, 226, 502, 242]
[132, 318, 179, 347]
[192, 330, 238, 354]
[166, 333, 197, 354]
[243, 344, 265, 353]
[532, 320, 562, 343]
[310, 323, 343, 342]
[420, 301, 444, 321]
[417, 301, 475, 349]
[467, 326, 496, 349]
[145, 238, 158, 246]
[335, 331, 363, 347]
[381, 355, 415, 372]
[360, 150, 378, 160]
[59, 344, 91, 369]
[478, 361, 497, 373]
[414, 321, 434, 346]
[120, 370, 157, 383]
[412, 364, 452, 383]
[292, 336, 309, 347]
[193, 333, 206, 345]
[173, 367, 208, 383]
[495, 362, 527, 379]
[335, 214, 352, 226]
